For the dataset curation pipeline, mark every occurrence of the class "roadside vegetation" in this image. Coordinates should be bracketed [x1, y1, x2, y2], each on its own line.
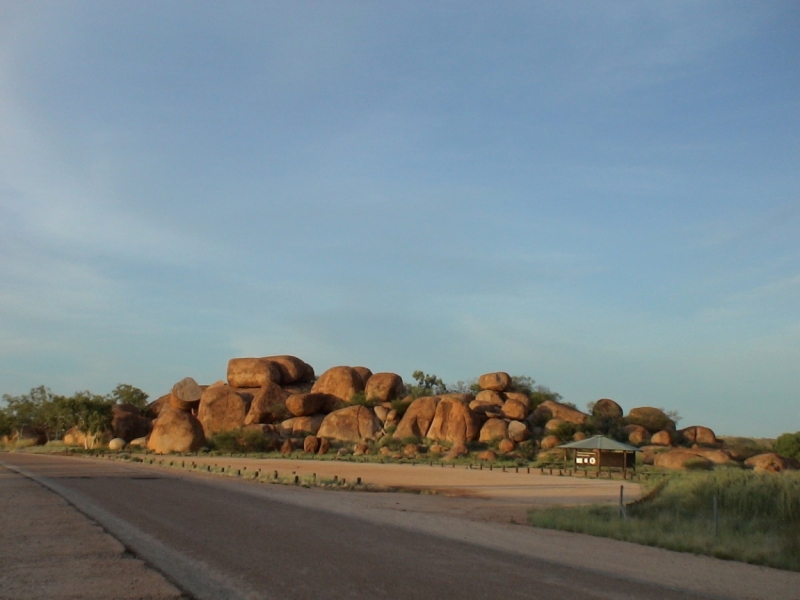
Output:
[528, 467, 800, 571]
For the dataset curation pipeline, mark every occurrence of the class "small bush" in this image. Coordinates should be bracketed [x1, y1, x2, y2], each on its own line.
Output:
[776, 432, 800, 461]
[390, 398, 412, 418]
[207, 429, 275, 453]
[350, 392, 375, 407]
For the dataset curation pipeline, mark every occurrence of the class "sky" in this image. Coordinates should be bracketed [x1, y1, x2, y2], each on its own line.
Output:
[0, 1, 798, 437]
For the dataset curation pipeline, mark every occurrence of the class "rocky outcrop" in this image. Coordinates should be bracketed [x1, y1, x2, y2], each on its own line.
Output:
[540, 435, 560, 449]
[745, 453, 799, 473]
[479, 418, 508, 442]
[111, 404, 151, 442]
[144, 394, 170, 420]
[317, 406, 381, 442]
[364, 373, 405, 402]
[532, 401, 588, 425]
[624, 424, 650, 446]
[498, 438, 515, 453]
[303, 435, 320, 454]
[227, 358, 281, 388]
[654, 449, 713, 470]
[478, 372, 511, 392]
[170, 377, 203, 412]
[147, 408, 205, 454]
[426, 394, 480, 443]
[393, 396, 440, 439]
[591, 399, 623, 420]
[545, 418, 566, 432]
[196, 385, 248, 436]
[627, 407, 676, 433]
[243, 382, 289, 425]
[311, 366, 365, 402]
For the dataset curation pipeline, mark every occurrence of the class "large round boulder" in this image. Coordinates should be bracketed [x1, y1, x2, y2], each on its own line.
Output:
[624, 424, 650, 446]
[197, 385, 248, 436]
[650, 430, 672, 446]
[540, 435, 561, 449]
[263, 355, 314, 384]
[627, 407, 676, 433]
[393, 396, 440, 439]
[285, 393, 329, 417]
[317, 406, 381, 442]
[592, 398, 623, 420]
[501, 398, 528, 421]
[426, 394, 481, 443]
[678, 426, 718, 446]
[478, 372, 511, 392]
[469, 390, 504, 416]
[545, 418, 566, 432]
[532, 401, 588, 425]
[498, 438, 515, 453]
[108, 438, 126, 451]
[147, 408, 205, 454]
[170, 377, 203, 412]
[507, 420, 530, 442]
[227, 358, 282, 388]
[311, 366, 365, 402]
[479, 418, 508, 442]
[111, 404, 151, 442]
[243, 382, 289, 425]
[280, 415, 325, 437]
[364, 373, 405, 402]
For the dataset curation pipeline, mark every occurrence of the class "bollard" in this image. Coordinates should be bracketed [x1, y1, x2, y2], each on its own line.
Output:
[502, 466, 506, 473]
[357, 477, 361, 485]
[490, 464, 493, 471]
[515, 466, 518, 473]
[294, 475, 299, 485]
[274, 470, 278, 480]
[333, 476, 338, 484]
[527, 466, 530, 474]
[207, 465, 211, 472]
[312, 473, 316, 483]
[480, 463, 483, 471]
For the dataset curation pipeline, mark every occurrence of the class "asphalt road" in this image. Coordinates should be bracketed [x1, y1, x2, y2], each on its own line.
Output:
[1, 453, 719, 600]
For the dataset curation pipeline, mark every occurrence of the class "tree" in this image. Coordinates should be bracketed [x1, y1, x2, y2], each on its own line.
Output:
[107, 384, 149, 409]
[407, 371, 447, 398]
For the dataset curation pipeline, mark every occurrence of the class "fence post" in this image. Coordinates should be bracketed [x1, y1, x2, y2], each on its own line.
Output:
[713, 493, 718, 537]
[619, 485, 626, 520]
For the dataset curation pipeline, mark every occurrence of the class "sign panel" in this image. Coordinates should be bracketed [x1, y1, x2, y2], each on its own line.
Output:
[575, 451, 597, 466]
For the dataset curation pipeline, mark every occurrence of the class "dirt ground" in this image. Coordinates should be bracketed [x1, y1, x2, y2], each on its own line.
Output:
[146, 454, 639, 523]
[0, 463, 185, 600]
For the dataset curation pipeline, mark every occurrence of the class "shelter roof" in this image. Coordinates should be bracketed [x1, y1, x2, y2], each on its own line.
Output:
[558, 435, 641, 452]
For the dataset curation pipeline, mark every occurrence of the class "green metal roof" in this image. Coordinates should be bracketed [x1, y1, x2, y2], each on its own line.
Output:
[558, 435, 641, 452]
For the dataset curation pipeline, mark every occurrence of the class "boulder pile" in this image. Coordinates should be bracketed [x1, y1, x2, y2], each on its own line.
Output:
[53, 358, 796, 473]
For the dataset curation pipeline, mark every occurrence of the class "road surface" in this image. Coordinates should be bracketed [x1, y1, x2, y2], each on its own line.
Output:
[2, 453, 796, 599]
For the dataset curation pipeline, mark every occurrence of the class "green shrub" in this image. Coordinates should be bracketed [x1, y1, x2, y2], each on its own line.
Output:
[776, 432, 800, 460]
[349, 392, 375, 407]
[390, 398, 412, 418]
[207, 428, 275, 453]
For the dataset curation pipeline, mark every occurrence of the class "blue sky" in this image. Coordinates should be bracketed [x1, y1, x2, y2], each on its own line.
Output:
[1, 1, 798, 437]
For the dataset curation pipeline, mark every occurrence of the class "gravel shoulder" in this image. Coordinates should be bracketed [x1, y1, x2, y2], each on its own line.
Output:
[0, 462, 185, 600]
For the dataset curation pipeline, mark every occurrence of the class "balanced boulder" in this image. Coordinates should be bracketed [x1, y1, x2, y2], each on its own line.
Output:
[170, 377, 202, 412]
[469, 390, 504, 416]
[426, 394, 480, 443]
[501, 398, 528, 421]
[650, 430, 672, 446]
[311, 366, 365, 402]
[627, 407, 676, 433]
[227, 358, 281, 388]
[393, 396, 440, 439]
[507, 420, 530, 442]
[624, 424, 650, 446]
[317, 405, 381, 442]
[285, 393, 329, 417]
[478, 372, 511, 392]
[540, 435, 560, 449]
[591, 398, 623, 420]
[364, 373, 405, 402]
[679, 426, 717, 446]
[147, 408, 205, 454]
[263, 355, 314, 384]
[197, 385, 248, 436]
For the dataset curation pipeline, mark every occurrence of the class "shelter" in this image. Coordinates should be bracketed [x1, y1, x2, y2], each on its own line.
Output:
[559, 435, 640, 474]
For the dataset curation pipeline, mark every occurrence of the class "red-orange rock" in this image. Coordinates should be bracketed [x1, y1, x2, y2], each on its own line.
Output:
[532, 401, 588, 425]
[311, 366, 365, 402]
[478, 372, 511, 392]
[317, 437, 331, 455]
[540, 435, 561, 449]
[651, 430, 672, 446]
[147, 408, 205, 454]
[479, 418, 508, 442]
[498, 438, 515, 453]
[243, 382, 288, 425]
[353, 366, 373, 386]
[501, 398, 529, 421]
[627, 407, 676, 433]
[426, 394, 481, 443]
[303, 435, 320, 454]
[624, 424, 650, 446]
[364, 373, 405, 402]
[197, 385, 248, 436]
[170, 377, 202, 412]
[317, 405, 381, 442]
[679, 425, 718, 446]
[654, 449, 713, 470]
[591, 398, 623, 420]
[478, 450, 497, 461]
[507, 420, 530, 442]
[263, 355, 314, 384]
[744, 453, 798, 473]
[227, 358, 282, 388]
[111, 404, 151, 442]
[393, 396, 440, 439]
[469, 390, 504, 416]
[285, 393, 328, 417]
